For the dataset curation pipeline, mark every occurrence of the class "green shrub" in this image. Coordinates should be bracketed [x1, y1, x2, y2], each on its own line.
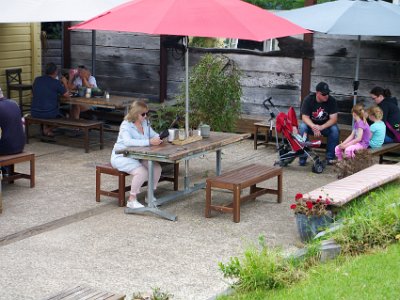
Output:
[219, 236, 304, 292]
[179, 53, 242, 131]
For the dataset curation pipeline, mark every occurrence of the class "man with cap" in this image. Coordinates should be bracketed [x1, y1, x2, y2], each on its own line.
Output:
[299, 81, 340, 166]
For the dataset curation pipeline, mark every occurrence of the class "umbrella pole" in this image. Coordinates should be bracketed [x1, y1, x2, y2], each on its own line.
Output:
[91, 30, 96, 76]
[352, 35, 361, 107]
[184, 37, 189, 137]
[352, 35, 361, 126]
[184, 37, 190, 191]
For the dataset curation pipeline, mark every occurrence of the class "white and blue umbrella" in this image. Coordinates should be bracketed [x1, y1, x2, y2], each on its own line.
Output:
[277, 0, 400, 105]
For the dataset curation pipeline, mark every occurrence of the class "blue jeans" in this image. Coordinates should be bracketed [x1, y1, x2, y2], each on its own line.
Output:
[298, 122, 340, 161]
[384, 135, 394, 144]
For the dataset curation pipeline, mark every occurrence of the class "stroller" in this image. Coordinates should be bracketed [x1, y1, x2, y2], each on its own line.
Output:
[263, 97, 326, 174]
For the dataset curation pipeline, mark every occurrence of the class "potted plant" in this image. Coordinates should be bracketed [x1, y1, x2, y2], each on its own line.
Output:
[290, 193, 333, 242]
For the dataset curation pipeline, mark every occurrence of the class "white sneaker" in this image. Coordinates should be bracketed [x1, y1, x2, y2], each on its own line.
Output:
[126, 200, 144, 209]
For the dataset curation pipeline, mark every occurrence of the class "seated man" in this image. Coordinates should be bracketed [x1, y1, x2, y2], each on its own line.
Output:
[67, 65, 97, 120]
[0, 86, 25, 156]
[31, 62, 70, 137]
[299, 82, 340, 166]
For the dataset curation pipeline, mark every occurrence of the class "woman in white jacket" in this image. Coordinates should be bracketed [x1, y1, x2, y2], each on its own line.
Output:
[111, 100, 162, 209]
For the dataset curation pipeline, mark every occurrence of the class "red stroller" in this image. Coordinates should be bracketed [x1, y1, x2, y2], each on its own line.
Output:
[263, 98, 326, 174]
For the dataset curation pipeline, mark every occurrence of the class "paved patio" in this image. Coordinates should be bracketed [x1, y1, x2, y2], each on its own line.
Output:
[0, 134, 341, 300]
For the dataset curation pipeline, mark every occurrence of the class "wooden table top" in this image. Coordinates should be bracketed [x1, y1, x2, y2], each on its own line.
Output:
[116, 132, 250, 162]
[60, 95, 146, 110]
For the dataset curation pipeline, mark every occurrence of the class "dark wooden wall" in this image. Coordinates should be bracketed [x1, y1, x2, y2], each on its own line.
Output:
[69, 31, 400, 126]
[42, 39, 62, 74]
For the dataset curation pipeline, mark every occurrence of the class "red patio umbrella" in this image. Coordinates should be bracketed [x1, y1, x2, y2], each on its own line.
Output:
[71, 0, 309, 133]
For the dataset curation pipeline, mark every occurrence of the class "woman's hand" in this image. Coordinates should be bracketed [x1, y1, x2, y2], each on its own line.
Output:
[150, 136, 162, 145]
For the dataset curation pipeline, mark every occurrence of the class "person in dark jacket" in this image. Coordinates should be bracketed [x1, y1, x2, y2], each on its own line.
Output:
[0, 86, 25, 156]
[370, 86, 400, 143]
[31, 62, 70, 136]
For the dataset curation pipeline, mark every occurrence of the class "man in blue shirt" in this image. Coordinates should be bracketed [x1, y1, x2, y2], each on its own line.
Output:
[31, 62, 69, 136]
[0, 87, 25, 155]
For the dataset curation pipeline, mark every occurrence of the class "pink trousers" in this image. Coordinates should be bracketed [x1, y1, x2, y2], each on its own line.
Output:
[128, 160, 162, 198]
[334, 143, 366, 161]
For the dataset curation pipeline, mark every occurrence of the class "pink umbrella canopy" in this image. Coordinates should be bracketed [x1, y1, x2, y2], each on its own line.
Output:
[70, 0, 309, 41]
[71, 0, 309, 134]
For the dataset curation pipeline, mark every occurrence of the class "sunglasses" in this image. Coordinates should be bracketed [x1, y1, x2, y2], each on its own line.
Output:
[320, 92, 329, 96]
[141, 112, 148, 117]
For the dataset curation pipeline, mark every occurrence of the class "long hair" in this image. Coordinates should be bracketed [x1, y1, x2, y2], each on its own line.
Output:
[370, 86, 391, 98]
[351, 104, 367, 123]
[124, 100, 148, 122]
[367, 106, 383, 121]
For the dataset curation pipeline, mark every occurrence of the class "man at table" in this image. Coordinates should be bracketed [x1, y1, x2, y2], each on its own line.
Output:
[67, 65, 97, 120]
[0, 86, 25, 156]
[31, 62, 70, 137]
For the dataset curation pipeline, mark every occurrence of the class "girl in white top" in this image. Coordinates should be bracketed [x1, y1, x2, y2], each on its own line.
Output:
[111, 100, 162, 209]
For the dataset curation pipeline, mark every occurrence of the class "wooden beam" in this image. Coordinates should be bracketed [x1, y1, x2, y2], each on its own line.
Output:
[159, 35, 168, 103]
[62, 22, 71, 69]
[301, 0, 317, 104]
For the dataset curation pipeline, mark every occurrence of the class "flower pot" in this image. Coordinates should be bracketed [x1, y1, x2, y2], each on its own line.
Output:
[295, 213, 333, 243]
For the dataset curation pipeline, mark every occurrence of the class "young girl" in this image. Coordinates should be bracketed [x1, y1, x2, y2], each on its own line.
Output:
[367, 106, 386, 148]
[335, 104, 371, 161]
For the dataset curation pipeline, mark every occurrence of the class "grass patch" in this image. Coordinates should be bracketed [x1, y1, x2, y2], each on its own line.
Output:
[218, 182, 400, 299]
[220, 242, 400, 300]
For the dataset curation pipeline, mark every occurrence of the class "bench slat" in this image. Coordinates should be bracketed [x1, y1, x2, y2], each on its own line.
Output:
[305, 164, 400, 206]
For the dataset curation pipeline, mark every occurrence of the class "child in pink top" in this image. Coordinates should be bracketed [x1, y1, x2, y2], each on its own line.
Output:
[335, 104, 371, 160]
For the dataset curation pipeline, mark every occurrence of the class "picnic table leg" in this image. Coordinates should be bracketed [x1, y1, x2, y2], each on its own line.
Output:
[205, 181, 212, 218]
[216, 149, 222, 176]
[277, 172, 282, 203]
[233, 185, 241, 223]
[99, 125, 104, 150]
[30, 155, 35, 188]
[84, 128, 89, 153]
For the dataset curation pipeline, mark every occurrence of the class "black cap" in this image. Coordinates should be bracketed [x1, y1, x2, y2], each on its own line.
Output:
[316, 82, 331, 94]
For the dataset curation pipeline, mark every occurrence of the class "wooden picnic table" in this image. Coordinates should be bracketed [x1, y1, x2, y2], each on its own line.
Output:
[60, 95, 146, 112]
[116, 131, 250, 221]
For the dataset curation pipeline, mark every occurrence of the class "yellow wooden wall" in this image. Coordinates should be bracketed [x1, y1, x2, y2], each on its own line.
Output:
[0, 23, 41, 103]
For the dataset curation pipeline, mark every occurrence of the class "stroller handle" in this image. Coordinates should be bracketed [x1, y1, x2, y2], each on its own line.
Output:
[263, 97, 276, 119]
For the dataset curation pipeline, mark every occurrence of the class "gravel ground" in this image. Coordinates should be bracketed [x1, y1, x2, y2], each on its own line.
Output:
[0, 135, 346, 300]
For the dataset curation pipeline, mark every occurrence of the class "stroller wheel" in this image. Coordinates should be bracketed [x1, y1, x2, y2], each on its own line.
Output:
[312, 158, 325, 174]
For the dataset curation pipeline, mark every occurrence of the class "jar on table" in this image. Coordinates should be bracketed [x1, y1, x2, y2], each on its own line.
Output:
[178, 128, 186, 141]
[85, 88, 92, 98]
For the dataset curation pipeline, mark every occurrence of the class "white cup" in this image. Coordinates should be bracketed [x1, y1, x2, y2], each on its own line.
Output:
[168, 129, 177, 142]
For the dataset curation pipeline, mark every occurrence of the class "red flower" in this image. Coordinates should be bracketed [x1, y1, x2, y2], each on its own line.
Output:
[306, 201, 313, 209]
[295, 193, 303, 201]
[325, 199, 331, 205]
[319, 195, 323, 199]
[316, 199, 321, 203]
[290, 204, 297, 210]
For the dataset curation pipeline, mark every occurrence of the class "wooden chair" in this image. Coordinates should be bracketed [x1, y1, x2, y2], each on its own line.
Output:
[5, 68, 32, 115]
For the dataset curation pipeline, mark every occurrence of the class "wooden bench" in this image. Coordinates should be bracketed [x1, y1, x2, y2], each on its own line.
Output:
[25, 116, 104, 153]
[0, 152, 35, 187]
[0, 152, 35, 214]
[96, 162, 180, 207]
[368, 143, 400, 164]
[41, 284, 124, 300]
[205, 164, 283, 223]
[304, 164, 400, 207]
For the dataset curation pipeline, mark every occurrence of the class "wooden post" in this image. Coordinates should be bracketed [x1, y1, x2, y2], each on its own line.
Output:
[62, 22, 71, 69]
[159, 35, 168, 103]
[301, 0, 317, 104]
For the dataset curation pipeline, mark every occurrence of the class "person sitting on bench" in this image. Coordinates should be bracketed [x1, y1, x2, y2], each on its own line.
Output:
[0, 86, 26, 175]
[31, 62, 70, 137]
[370, 86, 400, 143]
[299, 81, 340, 166]
[110, 100, 163, 209]
[367, 106, 385, 149]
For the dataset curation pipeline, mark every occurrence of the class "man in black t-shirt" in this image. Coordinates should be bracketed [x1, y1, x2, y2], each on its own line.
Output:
[299, 82, 340, 166]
